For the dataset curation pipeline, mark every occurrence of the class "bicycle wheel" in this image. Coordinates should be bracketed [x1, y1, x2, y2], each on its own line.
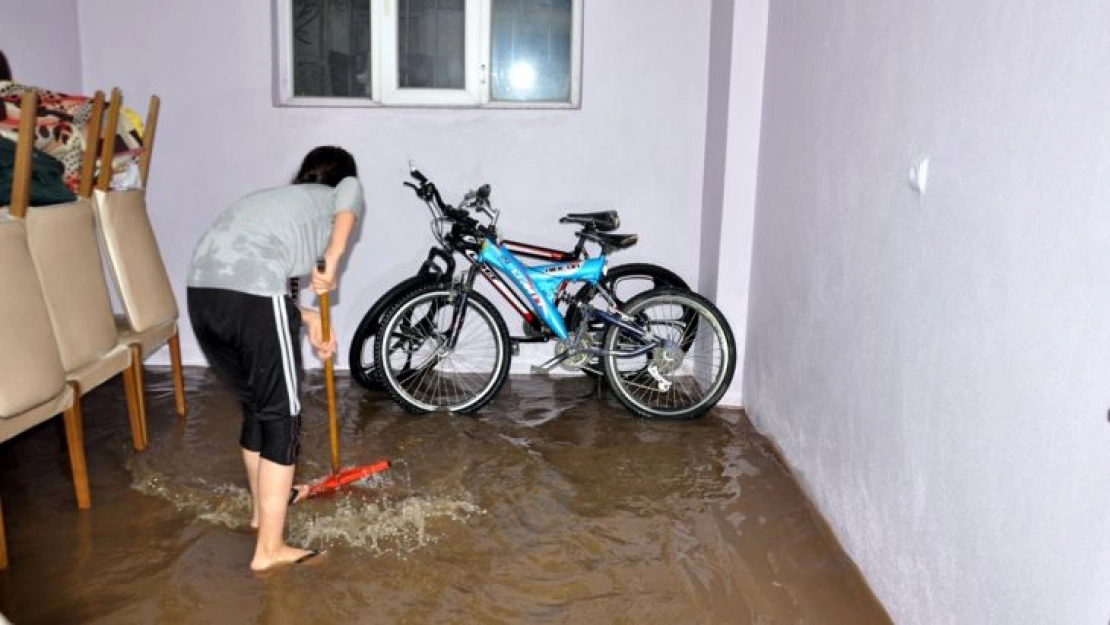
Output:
[375, 283, 511, 414]
[349, 274, 447, 390]
[563, 263, 690, 377]
[601, 288, 736, 420]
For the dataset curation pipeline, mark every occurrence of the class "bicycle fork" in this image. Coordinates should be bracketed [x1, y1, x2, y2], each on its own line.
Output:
[444, 270, 480, 352]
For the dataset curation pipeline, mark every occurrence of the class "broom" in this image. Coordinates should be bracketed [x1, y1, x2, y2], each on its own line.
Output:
[300, 259, 390, 500]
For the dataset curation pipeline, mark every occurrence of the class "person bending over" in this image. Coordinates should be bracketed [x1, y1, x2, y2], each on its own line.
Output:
[186, 146, 364, 572]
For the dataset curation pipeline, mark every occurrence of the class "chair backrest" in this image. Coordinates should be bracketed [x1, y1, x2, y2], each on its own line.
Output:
[0, 90, 68, 419]
[25, 198, 121, 371]
[91, 88, 177, 333]
[8, 88, 121, 373]
[0, 216, 68, 419]
[92, 187, 178, 332]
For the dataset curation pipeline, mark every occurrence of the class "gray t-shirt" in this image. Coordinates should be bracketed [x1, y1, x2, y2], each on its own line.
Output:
[187, 176, 364, 296]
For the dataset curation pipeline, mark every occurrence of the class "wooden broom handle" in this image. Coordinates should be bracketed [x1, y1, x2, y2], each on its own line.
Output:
[317, 258, 340, 473]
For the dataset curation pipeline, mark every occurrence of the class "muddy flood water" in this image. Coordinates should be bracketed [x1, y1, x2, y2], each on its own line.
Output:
[0, 367, 889, 624]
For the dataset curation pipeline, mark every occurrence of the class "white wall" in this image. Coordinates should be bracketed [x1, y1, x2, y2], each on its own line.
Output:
[70, 0, 743, 403]
[710, 0, 765, 408]
[0, 0, 82, 91]
[699, 0, 733, 302]
[745, 0, 1110, 621]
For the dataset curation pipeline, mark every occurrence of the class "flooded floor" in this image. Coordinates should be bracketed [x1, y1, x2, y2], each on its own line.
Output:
[0, 367, 889, 624]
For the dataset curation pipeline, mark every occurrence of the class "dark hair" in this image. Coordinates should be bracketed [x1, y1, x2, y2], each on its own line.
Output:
[0, 51, 11, 81]
[292, 146, 357, 187]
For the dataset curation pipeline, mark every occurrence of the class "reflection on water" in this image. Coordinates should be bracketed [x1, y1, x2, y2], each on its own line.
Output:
[0, 367, 890, 624]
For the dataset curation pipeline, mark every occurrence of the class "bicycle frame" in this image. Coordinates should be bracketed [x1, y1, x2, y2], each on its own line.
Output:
[463, 238, 588, 341]
[501, 236, 589, 263]
[452, 237, 663, 367]
[474, 240, 605, 341]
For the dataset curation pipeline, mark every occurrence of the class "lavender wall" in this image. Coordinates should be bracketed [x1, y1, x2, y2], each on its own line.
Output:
[746, 0, 1110, 621]
[699, 0, 734, 302]
[0, 0, 82, 91]
[713, 1, 765, 407]
[68, 0, 746, 405]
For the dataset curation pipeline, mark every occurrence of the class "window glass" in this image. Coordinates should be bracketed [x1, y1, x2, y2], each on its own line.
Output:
[276, 0, 580, 107]
[292, 0, 372, 97]
[398, 0, 467, 90]
[490, 0, 572, 102]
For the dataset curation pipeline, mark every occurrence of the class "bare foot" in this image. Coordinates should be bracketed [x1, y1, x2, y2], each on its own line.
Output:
[250, 545, 325, 573]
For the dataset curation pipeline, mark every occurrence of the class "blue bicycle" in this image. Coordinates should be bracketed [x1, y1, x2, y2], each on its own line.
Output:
[374, 166, 737, 419]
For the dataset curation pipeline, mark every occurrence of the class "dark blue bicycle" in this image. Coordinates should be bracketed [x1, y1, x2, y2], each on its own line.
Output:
[374, 166, 736, 420]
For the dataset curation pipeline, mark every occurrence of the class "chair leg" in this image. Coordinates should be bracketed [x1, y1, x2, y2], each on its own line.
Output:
[169, 330, 187, 417]
[128, 344, 149, 446]
[63, 383, 91, 510]
[122, 355, 147, 451]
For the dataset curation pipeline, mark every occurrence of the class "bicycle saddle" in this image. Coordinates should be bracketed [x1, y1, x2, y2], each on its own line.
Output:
[559, 210, 620, 232]
[581, 230, 639, 252]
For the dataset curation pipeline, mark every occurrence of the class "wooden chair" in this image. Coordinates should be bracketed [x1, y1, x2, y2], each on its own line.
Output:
[12, 91, 147, 452]
[0, 91, 92, 569]
[91, 88, 187, 421]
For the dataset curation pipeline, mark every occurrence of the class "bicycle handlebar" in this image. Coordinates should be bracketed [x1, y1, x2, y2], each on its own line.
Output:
[405, 165, 494, 250]
[406, 166, 489, 222]
[404, 170, 450, 211]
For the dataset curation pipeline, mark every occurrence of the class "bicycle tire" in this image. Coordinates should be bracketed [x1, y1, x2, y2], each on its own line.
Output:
[374, 283, 511, 414]
[349, 274, 449, 390]
[601, 287, 736, 420]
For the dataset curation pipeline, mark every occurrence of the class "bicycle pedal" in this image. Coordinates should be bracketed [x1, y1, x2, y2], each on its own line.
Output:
[530, 365, 552, 376]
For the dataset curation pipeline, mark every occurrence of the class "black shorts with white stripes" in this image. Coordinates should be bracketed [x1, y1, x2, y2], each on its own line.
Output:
[187, 287, 303, 465]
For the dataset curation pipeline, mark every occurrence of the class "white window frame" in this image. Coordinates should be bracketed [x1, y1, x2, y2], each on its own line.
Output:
[273, 0, 583, 109]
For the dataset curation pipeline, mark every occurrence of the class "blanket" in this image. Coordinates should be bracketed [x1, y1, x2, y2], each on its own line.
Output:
[0, 81, 143, 192]
[0, 136, 78, 207]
